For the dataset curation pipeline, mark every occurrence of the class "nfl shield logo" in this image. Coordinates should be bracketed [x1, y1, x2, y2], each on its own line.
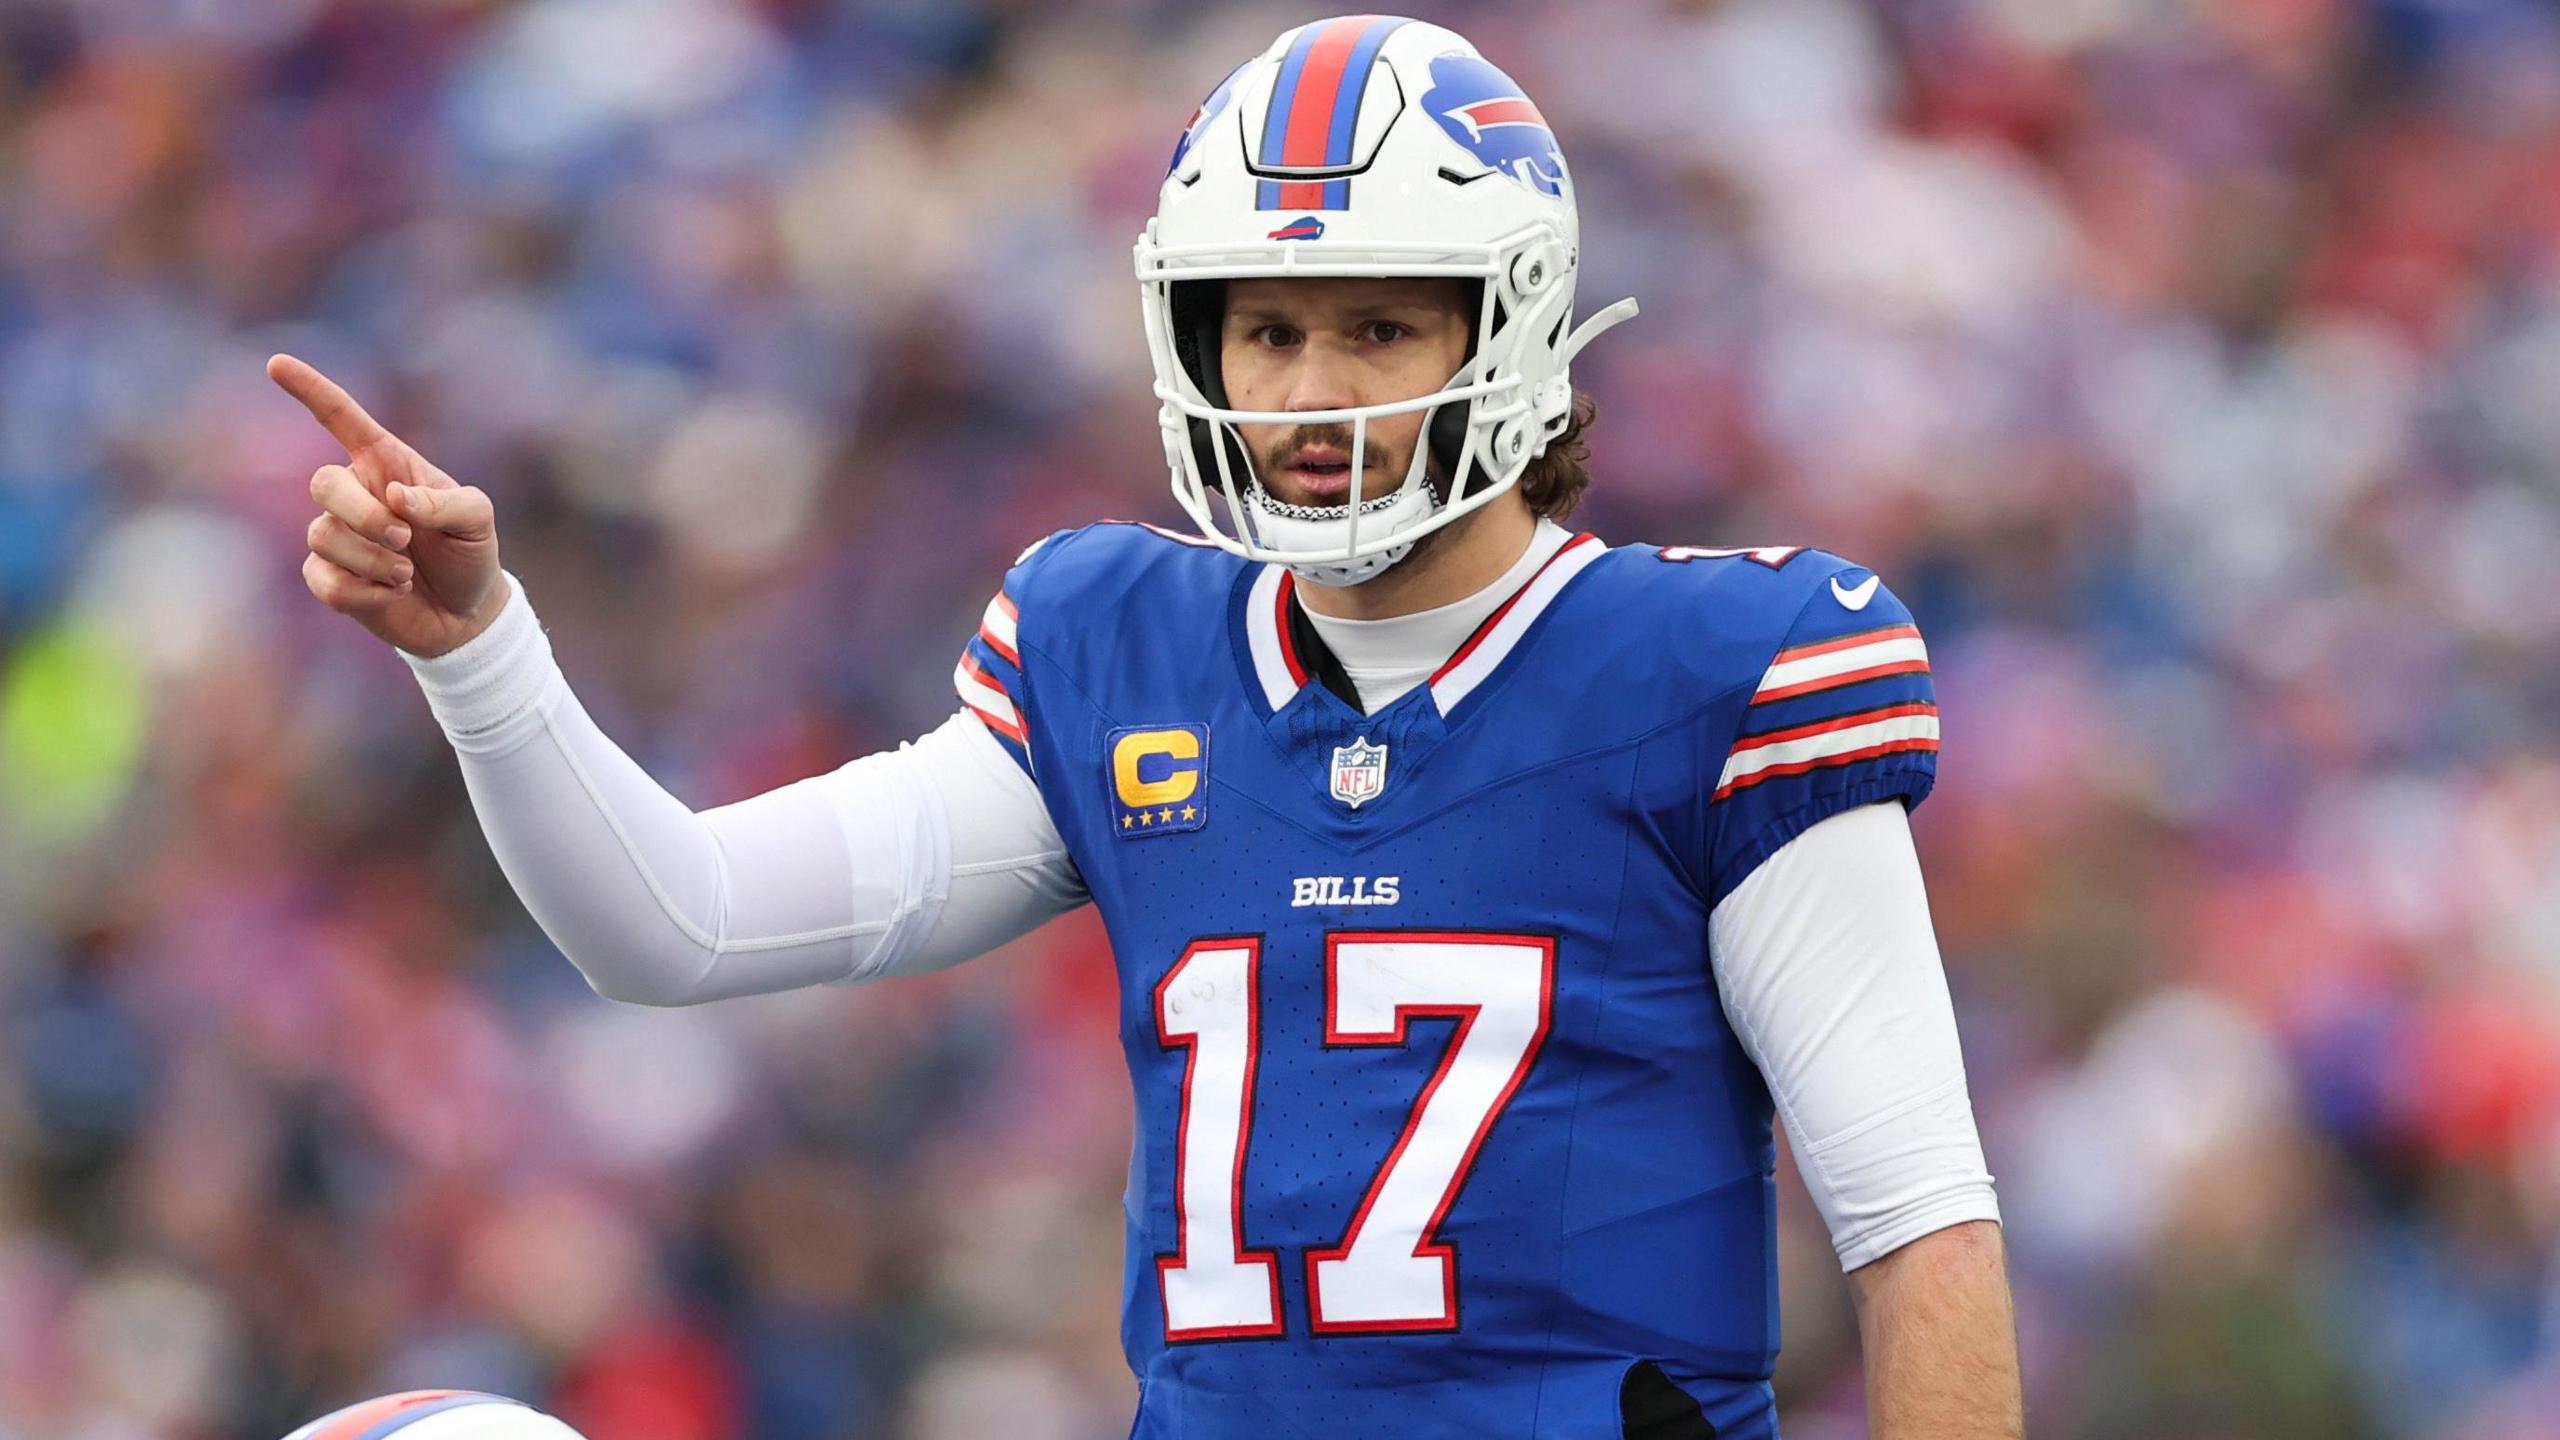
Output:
[1329, 738, 1389, 809]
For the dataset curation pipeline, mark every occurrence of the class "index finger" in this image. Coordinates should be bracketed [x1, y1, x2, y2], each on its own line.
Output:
[266, 353, 392, 455]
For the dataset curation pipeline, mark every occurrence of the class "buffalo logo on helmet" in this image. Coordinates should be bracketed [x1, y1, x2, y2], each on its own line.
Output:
[1168, 61, 1249, 175]
[1266, 215, 1326, 241]
[1420, 54, 1566, 198]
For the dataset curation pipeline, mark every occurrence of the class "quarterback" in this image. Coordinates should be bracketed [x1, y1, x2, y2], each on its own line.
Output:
[274, 16, 2021, 1439]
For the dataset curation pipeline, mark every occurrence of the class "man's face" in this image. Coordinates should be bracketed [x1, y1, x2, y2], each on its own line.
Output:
[1219, 277, 1474, 509]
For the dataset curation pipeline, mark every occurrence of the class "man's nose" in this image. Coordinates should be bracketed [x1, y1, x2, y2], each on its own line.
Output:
[1282, 341, 1359, 415]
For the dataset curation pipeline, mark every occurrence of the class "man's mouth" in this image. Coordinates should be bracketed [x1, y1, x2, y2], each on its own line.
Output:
[1283, 450, 1361, 502]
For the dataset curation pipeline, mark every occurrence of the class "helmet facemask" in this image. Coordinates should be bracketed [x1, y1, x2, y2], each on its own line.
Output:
[1141, 234, 1595, 587]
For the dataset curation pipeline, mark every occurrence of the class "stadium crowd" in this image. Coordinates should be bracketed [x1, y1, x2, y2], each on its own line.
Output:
[5, 0, 2560, 1436]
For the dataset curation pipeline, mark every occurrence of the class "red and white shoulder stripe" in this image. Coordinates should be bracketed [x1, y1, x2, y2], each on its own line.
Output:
[977, 591, 1020, 665]
[954, 650, 1025, 744]
[1715, 702, 1939, 800]
[1717, 620, 1938, 800]
[1751, 623, 1929, 704]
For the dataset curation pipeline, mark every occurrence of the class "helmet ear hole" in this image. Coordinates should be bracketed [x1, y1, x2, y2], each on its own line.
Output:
[1426, 400, 1471, 502]
[1174, 282, 1252, 500]
[1170, 280, 1230, 404]
[1430, 281, 1493, 501]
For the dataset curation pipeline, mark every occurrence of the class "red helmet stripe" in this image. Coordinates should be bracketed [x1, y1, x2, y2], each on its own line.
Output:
[1281, 18, 1374, 167]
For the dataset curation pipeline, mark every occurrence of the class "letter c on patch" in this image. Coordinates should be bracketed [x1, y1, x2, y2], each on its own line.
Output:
[1113, 729, 1202, 808]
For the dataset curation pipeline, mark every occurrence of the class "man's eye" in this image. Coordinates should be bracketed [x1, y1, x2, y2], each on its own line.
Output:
[1256, 326, 1299, 347]
[1364, 322, 1409, 343]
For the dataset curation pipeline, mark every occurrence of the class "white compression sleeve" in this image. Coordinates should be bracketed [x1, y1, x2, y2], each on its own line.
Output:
[403, 574, 1086, 1006]
[1707, 801, 1999, 1271]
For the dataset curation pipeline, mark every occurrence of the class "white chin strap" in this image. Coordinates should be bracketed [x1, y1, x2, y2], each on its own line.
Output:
[1246, 478, 1441, 587]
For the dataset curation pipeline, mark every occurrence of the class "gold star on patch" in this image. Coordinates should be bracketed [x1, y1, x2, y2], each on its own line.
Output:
[1159, 808, 1174, 823]
[1122, 815, 1134, 829]
[1138, 811, 1153, 826]
[1181, 805, 1197, 821]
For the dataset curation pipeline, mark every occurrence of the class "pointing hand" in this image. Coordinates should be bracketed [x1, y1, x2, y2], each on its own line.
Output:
[269, 354, 507, 658]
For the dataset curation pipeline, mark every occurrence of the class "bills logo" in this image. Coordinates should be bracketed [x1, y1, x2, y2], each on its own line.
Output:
[1290, 875, 1401, 907]
[1267, 215, 1326, 242]
[1421, 54, 1566, 198]
[1168, 61, 1248, 175]
[1329, 737, 1388, 809]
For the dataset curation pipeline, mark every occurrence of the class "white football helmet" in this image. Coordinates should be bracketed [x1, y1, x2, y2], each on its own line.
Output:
[1136, 16, 1639, 585]
[282, 1391, 587, 1440]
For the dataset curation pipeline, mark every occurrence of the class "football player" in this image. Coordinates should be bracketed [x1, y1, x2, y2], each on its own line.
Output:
[277, 17, 2021, 1439]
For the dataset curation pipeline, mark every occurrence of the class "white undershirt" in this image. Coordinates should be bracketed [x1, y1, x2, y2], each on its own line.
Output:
[404, 556, 1995, 1271]
[1303, 521, 1574, 711]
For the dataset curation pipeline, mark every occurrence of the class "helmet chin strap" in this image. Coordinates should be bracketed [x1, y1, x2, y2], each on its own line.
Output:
[1248, 480, 1440, 587]
[1240, 409, 1446, 588]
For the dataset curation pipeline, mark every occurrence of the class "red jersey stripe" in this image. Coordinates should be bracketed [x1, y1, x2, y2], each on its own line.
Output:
[1712, 736, 1940, 802]
[1728, 702, 1939, 757]
[959, 650, 1015, 699]
[1771, 622, 1920, 666]
[964, 699, 1027, 745]
[1753, 658, 1931, 705]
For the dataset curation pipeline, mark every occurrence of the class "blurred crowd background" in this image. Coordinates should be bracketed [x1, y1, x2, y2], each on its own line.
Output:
[4, 0, 2560, 1436]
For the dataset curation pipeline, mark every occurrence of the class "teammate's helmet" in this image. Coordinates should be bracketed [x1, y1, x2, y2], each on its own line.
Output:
[281, 1391, 587, 1440]
[1136, 16, 1638, 585]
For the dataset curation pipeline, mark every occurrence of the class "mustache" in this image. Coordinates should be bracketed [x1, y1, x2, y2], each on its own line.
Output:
[1259, 423, 1384, 475]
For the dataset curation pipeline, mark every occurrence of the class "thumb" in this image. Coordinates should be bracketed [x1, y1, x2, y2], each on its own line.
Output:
[389, 480, 494, 540]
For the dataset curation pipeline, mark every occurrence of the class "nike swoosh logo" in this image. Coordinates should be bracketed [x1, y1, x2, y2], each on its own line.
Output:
[1831, 574, 1881, 611]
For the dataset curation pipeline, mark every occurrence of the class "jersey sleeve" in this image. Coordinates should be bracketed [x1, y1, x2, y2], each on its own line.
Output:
[952, 534, 1064, 779]
[1703, 565, 1938, 901]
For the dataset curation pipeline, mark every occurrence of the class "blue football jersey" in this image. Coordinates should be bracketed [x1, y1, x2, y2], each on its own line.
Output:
[953, 525, 1938, 1440]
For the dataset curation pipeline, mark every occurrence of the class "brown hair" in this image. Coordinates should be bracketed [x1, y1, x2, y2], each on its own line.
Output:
[1517, 390, 1596, 520]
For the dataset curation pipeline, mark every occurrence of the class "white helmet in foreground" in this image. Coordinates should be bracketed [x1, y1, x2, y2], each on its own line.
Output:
[1136, 15, 1639, 585]
[283, 1391, 587, 1440]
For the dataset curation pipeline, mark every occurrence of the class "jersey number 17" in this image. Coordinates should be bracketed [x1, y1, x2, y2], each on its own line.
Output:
[1153, 931, 1556, 1340]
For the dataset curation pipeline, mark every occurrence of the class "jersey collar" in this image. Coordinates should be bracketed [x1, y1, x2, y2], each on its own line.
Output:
[1240, 532, 1608, 717]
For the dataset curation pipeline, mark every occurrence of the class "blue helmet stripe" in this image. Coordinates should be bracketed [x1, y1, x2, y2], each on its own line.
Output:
[1259, 24, 1326, 167]
[1322, 18, 1405, 165]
